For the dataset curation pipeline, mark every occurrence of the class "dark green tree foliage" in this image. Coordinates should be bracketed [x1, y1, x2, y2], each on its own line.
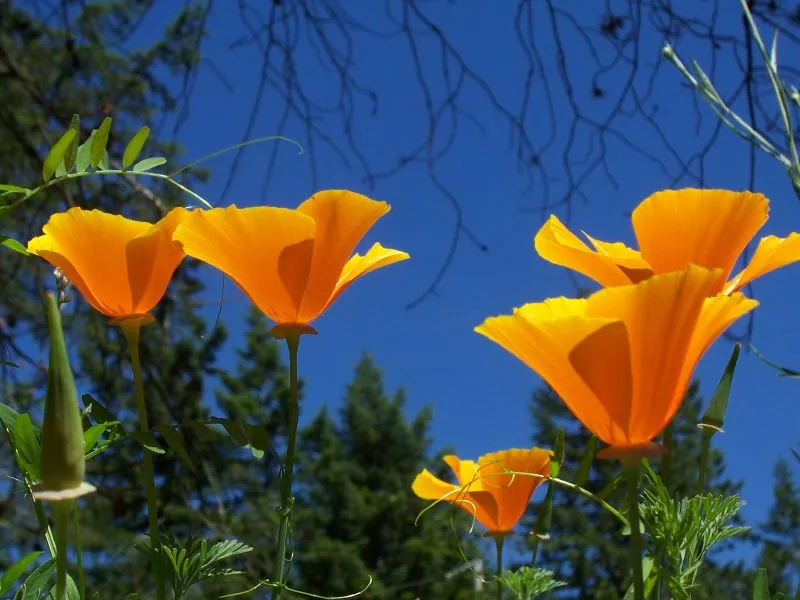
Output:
[528, 382, 752, 599]
[0, 0, 223, 596]
[294, 354, 484, 599]
[756, 458, 800, 596]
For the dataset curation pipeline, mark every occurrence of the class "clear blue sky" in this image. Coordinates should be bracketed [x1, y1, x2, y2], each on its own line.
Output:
[129, 2, 798, 555]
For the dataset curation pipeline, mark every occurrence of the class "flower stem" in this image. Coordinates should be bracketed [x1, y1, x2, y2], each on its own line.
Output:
[272, 332, 301, 599]
[73, 503, 86, 600]
[698, 428, 713, 494]
[121, 321, 164, 600]
[623, 458, 644, 600]
[53, 500, 72, 600]
[660, 423, 673, 495]
[494, 535, 504, 600]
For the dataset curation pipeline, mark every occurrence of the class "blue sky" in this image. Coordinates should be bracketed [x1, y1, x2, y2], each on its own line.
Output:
[118, 1, 800, 558]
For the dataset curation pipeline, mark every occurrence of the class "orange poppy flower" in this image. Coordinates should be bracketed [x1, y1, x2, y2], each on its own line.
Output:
[172, 190, 409, 329]
[27, 208, 187, 324]
[476, 265, 757, 457]
[412, 448, 553, 534]
[534, 188, 800, 295]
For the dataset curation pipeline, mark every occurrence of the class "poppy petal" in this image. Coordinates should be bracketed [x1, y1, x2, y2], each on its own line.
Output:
[632, 189, 768, 292]
[126, 208, 187, 314]
[412, 467, 500, 531]
[443, 455, 481, 489]
[476, 301, 624, 443]
[476, 448, 552, 532]
[585, 265, 722, 445]
[568, 320, 633, 444]
[173, 206, 316, 323]
[679, 292, 759, 413]
[28, 209, 151, 317]
[295, 190, 390, 322]
[327, 243, 409, 307]
[724, 233, 800, 293]
[534, 215, 643, 286]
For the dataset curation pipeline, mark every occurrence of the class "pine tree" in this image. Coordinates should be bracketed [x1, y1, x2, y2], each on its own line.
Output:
[293, 354, 485, 599]
[528, 382, 753, 599]
[756, 458, 800, 596]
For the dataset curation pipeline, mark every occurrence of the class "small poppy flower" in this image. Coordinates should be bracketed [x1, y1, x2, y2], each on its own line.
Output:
[27, 207, 187, 325]
[476, 265, 757, 458]
[172, 190, 409, 330]
[534, 188, 800, 295]
[412, 447, 553, 534]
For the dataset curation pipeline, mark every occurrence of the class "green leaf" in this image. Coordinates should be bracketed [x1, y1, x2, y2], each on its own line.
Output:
[123, 126, 151, 168]
[750, 344, 800, 378]
[1, 235, 31, 256]
[0, 184, 29, 194]
[47, 574, 79, 599]
[208, 417, 248, 447]
[132, 431, 165, 454]
[13, 413, 42, 481]
[132, 156, 167, 173]
[153, 424, 196, 471]
[42, 129, 77, 182]
[99, 149, 109, 170]
[17, 558, 54, 600]
[0, 551, 43, 595]
[83, 423, 109, 454]
[551, 428, 565, 478]
[74, 131, 96, 174]
[0, 402, 20, 429]
[64, 114, 80, 172]
[82, 393, 117, 426]
[90, 117, 112, 168]
[753, 569, 771, 600]
[700, 343, 740, 432]
[574, 435, 597, 487]
[185, 420, 217, 442]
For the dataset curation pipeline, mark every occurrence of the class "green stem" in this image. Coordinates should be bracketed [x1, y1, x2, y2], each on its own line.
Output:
[272, 332, 301, 599]
[73, 503, 85, 600]
[53, 500, 72, 600]
[10, 168, 212, 212]
[2, 425, 56, 556]
[698, 429, 713, 494]
[624, 459, 644, 600]
[494, 536, 504, 600]
[121, 321, 165, 600]
[661, 423, 673, 495]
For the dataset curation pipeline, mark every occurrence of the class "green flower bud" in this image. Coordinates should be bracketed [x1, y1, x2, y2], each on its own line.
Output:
[40, 293, 85, 492]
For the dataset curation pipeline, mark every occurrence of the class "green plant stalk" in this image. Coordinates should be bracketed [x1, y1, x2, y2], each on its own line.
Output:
[121, 321, 165, 600]
[660, 423, 673, 495]
[1, 425, 56, 556]
[272, 332, 301, 599]
[73, 503, 85, 600]
[3, 168, 212, 213]
[53, 500, 72, 600]
[698, 428, 713, 494]
[624, 459, 644, 600]
[494, 535, 505, 600]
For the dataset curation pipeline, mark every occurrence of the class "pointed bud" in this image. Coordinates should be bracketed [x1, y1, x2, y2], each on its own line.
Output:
[35, 293, 94, 501]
